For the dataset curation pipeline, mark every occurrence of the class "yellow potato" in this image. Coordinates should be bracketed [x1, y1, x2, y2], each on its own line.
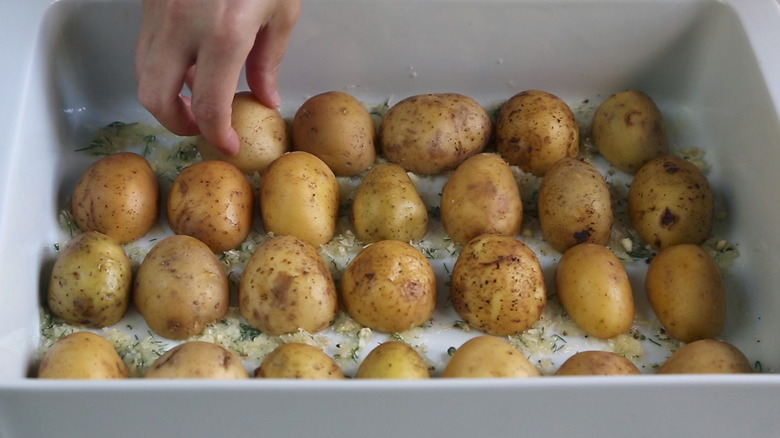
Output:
[442, 336, 540, 378]
[628, 155, 714, 250]
[292, 90, 376, 176]
[167, 160, 254, 253]
[71, 151, 159, 244]
[239, 235, 339, 335]
[658, 339, 753, 374]
[555, 243, 634, 339]
[341, 240, 436, 333]
[197, 91, 290, 174]
[255, 343, 344, 379]
[450, 234, 546, 336]
[555, 351, 641, 376]
[441, 153, 523, 246]
[495, 90, 579, 176]
[259, 151, 340, 247]
[592, 90, 669, 174]
[538, 157, 613, 253]
[645, 243, 726, 343]
[355, 341, 430, 379]
[134, 235, 230, 340]
[379, 93, 491, 175]
[350, 162, 428, 243]
[37, 332, 128, 379]
[48, 231, 132, 328]
[144, 341, 248, 379]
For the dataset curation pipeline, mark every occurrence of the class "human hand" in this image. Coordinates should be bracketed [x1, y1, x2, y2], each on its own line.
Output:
[135, 0, 301, 155]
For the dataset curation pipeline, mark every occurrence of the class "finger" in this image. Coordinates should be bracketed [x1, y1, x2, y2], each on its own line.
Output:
[136, 50, 200, 137]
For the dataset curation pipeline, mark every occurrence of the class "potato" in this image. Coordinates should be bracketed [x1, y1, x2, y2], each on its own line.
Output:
[379, 93, 491, 175]
[341, 240, 436, 333]
[38, 332, 128, 379]
[495, 90, 579, 176]
[239, 235, 339, 335]
[628, 155, 714, 250]
[555, 351, 641, 376]
[442, 336, 540, 378]
[592, 90, 669, 174]
[538, 157, 612, 253]
[555, 243, 634, 339]
[259, 151, 340, 247]
[645, 243, 726, 343]
[350, 162, 428, 243]
[47, 231, 132, 328]
[134, 235, 230, 340]
[144, 341, 248, 379]
[167, 160, 254, 253]
[255, 343, 344, 379]
[196, 91, 289, 174]
[71, 151, 159, 244]
[292, 90, 376, 176]
[450, 234, 546, 336]
[355, 341, 430, 379]
[658, 339, 753, 374]
[441, 153, 523, 246]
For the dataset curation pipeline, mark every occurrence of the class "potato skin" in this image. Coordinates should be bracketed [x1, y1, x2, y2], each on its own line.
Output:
[292, 90, 376, 176]
[538, 157, 613, 253]
[144, 341, 248, 379]
[38, 332, 128, 379]
[134, 235, 230, 340]
[658, 339, 753, 374]
[350, 162, 428, 243]
[239, 235, 339, 336]
[197, 91, 290, 174]
[555, 351, 641, 376]
[355, 341, 430, 379]
[592, 90, 669, 174]
[167, 160, 254, 253]
[555, 243, 634, 339]
[450, 234, 546, 336]
[442, 336, 540, 378]
[495, 90, 579, 176]
[71, 151, 159, 244]
[628, 155, 714, 250]
[48, 231, 132, 328]
[255, 343, 345, 379]
[379, 93, 491, 175]
[340, 240, 437, 333]
[645, 244, 726, 343]
[441, 153, 523, 246]
[260, 151, 341, 247]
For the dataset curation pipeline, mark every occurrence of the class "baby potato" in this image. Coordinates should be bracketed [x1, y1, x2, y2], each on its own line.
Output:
[495, 90, 579, 176]
[255, 343, 344, 379]
[239, 235, 338, 336]
[197, 91, 290, 174]
[134, 235, 230, 340]
[441, 153, 523, 246]
[450, 234, 546, 336]
[167, 160, 254, 253]
[555, 351, 641, 376]
[645, 243, 726, 343]
[442, 336, 540, 378]
[341, 240, 436, 333]
[379, 93, 492, 175]
[350, 162, 428, 243]
[658, 339, 753, 374]
[48, 231, 132, 328]
[144, 341, 248, 379]
[292, 90, 376, 176]
[592, 90, 669, 174]
[628, 155, 714, 250]
[260, 151, 340, 247]
[38, 332, 128, 379]
[538, 157, 613, 253]
[71, 151, 159, 244]
[355, 341, 430, 379]
[555, 243, 634, 339]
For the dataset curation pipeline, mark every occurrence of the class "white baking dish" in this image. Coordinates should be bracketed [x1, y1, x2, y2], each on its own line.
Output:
[2, 0, 780, 436]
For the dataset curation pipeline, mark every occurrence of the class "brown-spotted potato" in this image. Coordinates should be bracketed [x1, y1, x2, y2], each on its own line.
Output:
[442, 336, 540, 378]
[255, 343, 345, 379]
[658, 339, 753, 374]
[144, 341, 248, 379]
[37, 332, 128, 379]
[555, 351, 641, 376]
[355, 341, 430, 379]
